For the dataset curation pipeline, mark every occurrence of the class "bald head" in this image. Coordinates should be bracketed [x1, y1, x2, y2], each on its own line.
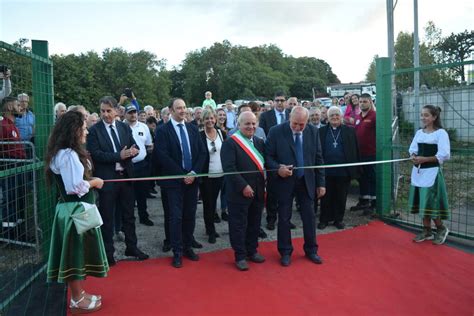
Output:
[238, 111, 257, 139]
[289, 106, 309, 133]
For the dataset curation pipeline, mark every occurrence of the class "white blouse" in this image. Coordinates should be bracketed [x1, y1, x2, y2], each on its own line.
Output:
[50, 149, 91, 197]
[408, 129, 450, 187]
[207, 130, 224, 178]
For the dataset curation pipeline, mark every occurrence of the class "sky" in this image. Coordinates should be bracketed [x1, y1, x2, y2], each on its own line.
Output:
[1, 0, 473, 83]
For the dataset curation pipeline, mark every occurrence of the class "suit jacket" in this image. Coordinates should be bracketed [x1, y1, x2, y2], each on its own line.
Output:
[200, 128, 227, 175]
[154, 120, 206, 187]
[265, 121, 325, 200]
[87, 120, 136, 191]
[318, 125, 360, 179]
[259, 109, 289, 136]
[221, 135, 265, 204]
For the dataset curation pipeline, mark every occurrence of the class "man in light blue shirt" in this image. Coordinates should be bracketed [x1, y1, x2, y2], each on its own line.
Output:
[15, 93, 35, 143]
[224, 99, 236, 130]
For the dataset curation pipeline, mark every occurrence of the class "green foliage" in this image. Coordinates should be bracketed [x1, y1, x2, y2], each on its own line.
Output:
[365, 55, 378, 82]
[179, 41, 339, 105]
[435, 30, 474, 82]
[399, 119, 415, 141]
[446, 128, 457, 142]
[4, 38, 339, 110]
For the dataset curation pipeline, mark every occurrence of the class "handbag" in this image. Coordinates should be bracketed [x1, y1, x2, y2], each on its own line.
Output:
[71, 202, 103, 235]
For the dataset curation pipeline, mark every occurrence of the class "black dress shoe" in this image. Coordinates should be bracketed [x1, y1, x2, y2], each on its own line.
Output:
[280, 255, 291, 267]
[235, 260, 249, 271]
[214, 212, 221, 223]
[192, 239, 203, 249]
[139, 218, 154, 226]
[125, 248, 149, 261]
[162, 240, 171, 252]
[107, 256, 116, 267]
[258, 228, 268, 239]
[317, 222, 328, 230]
[266, 222, 275, 231]
[183, 249, 200, 261]
[172, 255, 182, 268]
[305, 253, 323, 264]
[208, 234, 217, 244]
[221, 211, 229, 221]
[334, 221, 345, 229]
[248, 253, 265, 263]
[290, 222, 296, 229]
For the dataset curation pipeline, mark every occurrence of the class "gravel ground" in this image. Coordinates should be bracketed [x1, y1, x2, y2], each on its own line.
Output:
[114, 184, 374, 262]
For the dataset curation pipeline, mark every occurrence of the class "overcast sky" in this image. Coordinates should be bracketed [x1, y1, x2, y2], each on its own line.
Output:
[1, 0, 473, 83]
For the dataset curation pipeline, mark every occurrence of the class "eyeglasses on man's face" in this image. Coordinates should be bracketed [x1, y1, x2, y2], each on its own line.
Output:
[275, 99, 286, 103]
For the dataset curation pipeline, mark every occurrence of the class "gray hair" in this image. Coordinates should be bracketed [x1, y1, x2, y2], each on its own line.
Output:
[290, 105, 309, 119]
[327, 106, 342, 117]
[143, 105, 154, 112]
[54, 102, 66, 112]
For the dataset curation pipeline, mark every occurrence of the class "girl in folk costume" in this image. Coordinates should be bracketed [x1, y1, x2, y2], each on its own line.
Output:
[409, 105, 450, 245]
[45, 111, 108, 314]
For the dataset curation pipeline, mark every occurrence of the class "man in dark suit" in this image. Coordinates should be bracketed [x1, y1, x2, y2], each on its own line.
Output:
[265, 106, 326, 267]
[87, 96, 149, 266]
[154, 98, 206, 268]
[258, 91, 290, 230]
[221, 111, 266, 271]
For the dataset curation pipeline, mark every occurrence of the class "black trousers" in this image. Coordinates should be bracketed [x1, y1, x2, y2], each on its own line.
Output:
[277, 177, 317, 256]
[320, 176, 351, 224]
[265, 178, 278, 224]
[228, 198, 263, 261]
[163, 182, 199, 255]
[133, 160, 150, 220]
[161, 186, 170, 243]
[199, 177, 224, 235]
[98, 177, 138, 258]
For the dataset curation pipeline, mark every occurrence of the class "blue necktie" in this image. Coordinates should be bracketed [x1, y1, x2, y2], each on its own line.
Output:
[280, 113, 285, 124]
[294, 132, 304, 178]
[178, 124, 192, 171]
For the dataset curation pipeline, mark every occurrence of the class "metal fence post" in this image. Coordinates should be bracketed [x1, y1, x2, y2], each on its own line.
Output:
[376, 57, 392, 215]
[31, 40, 56, 256]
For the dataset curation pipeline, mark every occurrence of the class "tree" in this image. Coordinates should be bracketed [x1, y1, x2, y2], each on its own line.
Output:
[435, 30, 474, 82]
[365, 55, 378, 82]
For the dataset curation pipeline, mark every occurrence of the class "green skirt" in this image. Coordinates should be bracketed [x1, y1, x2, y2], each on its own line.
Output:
[408, 170, 450, 220]
[47, 202, 109, 283]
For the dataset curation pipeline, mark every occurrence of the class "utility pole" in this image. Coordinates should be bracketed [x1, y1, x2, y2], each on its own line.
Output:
[413, 0, 420, 130]
[386, 0, 396, 119]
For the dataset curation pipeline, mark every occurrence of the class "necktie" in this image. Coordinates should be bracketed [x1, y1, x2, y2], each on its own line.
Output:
[178, 124, 192, 171]
[109, 125, 121, 152]
[294, 133, 304, 178]
[280, 113, 285, 124]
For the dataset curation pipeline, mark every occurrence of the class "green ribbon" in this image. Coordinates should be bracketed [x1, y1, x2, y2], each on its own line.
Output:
[103, 158, 410, 183]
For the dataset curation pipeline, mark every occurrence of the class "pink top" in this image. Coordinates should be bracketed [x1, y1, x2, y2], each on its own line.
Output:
[344, 105, 361, 127]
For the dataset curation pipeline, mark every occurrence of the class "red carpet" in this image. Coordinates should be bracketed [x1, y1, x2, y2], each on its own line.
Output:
[72, 221, 474, 315]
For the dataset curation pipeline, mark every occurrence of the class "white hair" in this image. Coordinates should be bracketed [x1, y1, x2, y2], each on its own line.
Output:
[143, 105, 154, 112]
[327, 106, 342, 117]
[54, 102, 66, 112]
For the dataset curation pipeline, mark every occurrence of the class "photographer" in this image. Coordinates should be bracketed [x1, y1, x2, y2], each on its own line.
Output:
[118, 88, 140, 112]
[0, 65, 12, 103]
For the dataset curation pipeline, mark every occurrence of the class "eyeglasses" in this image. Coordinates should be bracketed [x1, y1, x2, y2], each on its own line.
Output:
[210, 141, 217, 153]
[275, 99, 286, 103]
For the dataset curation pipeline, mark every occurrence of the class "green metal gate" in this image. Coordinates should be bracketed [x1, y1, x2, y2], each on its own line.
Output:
[376, 57, 474, 240]
[0, 40, 56, 313]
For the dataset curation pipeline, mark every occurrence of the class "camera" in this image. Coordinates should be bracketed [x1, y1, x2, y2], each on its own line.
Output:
[123, 88, 133, 98]
[0, 65, 9, 73]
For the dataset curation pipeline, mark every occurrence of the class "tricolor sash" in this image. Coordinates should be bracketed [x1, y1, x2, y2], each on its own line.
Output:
[231, 131, 265, 175]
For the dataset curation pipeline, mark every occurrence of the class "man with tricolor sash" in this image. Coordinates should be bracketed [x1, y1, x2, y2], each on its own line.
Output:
[221, 111, 266, 271]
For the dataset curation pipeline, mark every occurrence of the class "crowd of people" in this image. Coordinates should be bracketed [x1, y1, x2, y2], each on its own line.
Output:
[0, 73, 452, 313]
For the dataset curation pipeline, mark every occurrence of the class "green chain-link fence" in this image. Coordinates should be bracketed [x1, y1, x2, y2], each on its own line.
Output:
[376, 57, 474, 240]
[0, 40, 56, 313]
